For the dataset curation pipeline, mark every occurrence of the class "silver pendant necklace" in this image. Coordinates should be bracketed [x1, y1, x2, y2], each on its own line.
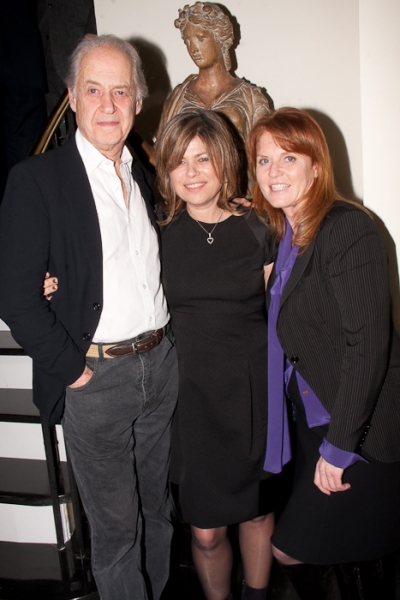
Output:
[194, 211, 223, 244]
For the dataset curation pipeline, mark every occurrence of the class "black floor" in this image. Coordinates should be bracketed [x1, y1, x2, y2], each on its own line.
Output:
[163, 522, 400, 600]
[1, 523, 399, 599]
[164, 560, 298, 599]
[0, 530, 297, 600]
[163, 521, 298, 600]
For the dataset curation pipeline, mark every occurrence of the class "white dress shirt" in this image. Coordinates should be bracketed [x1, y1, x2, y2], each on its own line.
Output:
[75, 129, 169, 343]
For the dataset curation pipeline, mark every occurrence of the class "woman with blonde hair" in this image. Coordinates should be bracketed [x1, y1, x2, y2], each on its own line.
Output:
[156, 109, 279, 600]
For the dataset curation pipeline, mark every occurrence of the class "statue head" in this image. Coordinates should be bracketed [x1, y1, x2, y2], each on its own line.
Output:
[175, 2, 234, 72]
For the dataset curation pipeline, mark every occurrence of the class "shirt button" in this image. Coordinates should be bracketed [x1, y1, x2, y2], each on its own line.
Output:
[143, 284, 146, 289]
[83, 332, 92, 341]
[135, 251, 139, 255]
[291, 356, 299, 364]
[93, 303, 101, 311]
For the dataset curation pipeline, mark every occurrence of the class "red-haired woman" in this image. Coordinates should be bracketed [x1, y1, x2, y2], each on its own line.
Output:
[247, 107, 400, 598]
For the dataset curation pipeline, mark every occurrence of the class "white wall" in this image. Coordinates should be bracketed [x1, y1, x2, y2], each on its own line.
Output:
[360, 0, 400, 233]
[359, 0, 400, 327]
[94, 0, 399, 320]
[95, 0, 363, 192]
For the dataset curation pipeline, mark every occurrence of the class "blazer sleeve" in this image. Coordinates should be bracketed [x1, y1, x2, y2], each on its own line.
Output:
[0, 162, 86, 386]
[322, 208, 391, 452]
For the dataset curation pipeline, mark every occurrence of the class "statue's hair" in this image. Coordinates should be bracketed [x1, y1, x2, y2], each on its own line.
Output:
[66, 34, 148, 101]
[175, 3, 234, 71]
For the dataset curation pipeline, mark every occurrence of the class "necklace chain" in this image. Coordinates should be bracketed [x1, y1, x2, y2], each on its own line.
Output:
[194, 211, 223, 244]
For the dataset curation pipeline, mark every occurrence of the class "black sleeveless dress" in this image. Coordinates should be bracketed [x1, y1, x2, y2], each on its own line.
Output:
[161, 209, 277, 528]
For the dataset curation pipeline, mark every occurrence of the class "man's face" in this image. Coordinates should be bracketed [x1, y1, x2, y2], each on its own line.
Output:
[69, 46, 142, 161]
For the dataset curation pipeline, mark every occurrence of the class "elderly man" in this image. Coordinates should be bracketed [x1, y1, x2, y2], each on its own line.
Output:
[0, 35, 178, 600]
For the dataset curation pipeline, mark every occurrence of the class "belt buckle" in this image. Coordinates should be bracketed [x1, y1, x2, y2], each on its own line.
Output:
[132, 330, 156, 354]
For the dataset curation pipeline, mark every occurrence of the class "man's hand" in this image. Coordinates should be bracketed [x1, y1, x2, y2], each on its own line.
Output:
[68, 364, 94, 389]
[314, 456, 351, 496]
[233, 197, 252, 208]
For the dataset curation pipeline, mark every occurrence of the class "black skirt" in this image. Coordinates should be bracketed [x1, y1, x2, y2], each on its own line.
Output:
[163, 212, 280, 528]
[271, 375, 400, 564]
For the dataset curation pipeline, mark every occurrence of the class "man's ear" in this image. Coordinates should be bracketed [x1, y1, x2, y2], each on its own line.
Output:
[135, 98, 143, 116]
[68, 88, 77, 113]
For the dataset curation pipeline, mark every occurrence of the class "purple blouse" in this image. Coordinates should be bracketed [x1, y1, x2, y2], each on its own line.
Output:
[264, 220, 367, 474]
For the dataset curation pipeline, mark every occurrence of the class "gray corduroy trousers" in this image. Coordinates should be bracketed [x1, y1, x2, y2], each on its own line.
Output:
[63, 331, 179, 600]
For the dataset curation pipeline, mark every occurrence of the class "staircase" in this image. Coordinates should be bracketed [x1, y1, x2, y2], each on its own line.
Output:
[0, 322, 98, 600]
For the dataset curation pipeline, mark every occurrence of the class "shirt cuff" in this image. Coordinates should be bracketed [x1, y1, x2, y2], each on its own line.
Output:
[319, 438, 368, 468]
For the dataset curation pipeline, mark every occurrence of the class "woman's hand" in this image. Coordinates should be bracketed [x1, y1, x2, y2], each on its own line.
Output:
[44, 272, 58, 300]
[314, 456, 351, 496]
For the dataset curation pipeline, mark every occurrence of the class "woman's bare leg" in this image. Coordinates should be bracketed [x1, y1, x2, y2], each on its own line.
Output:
[191, 525, 232, 600]
[272, 544, 302, 565]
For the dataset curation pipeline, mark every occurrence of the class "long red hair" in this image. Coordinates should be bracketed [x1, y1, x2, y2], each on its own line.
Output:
[247, 107, 343, 247]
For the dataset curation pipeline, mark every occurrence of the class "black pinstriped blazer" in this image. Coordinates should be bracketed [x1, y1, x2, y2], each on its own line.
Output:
[0, 137, 157, 426]
[270, 201, 400, 463]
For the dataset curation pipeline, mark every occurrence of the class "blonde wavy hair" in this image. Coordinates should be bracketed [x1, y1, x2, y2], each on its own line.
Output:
[156, 110, 241, 224]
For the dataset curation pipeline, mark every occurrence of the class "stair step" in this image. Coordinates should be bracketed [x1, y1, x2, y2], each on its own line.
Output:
[0, 389, 39, 423]
[0, 458, 69, 506]
[0, 332, 25, 356]
[0, 540, 98, 599]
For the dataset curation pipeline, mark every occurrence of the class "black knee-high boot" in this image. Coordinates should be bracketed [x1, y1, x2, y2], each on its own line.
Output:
[337, 557, 394, 600]
[279, 563, 342, 600]
[241, 581, 268, 599]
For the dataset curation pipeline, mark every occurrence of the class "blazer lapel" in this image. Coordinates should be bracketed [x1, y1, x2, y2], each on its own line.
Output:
[132, 160, 159, 236]
[56, 138, 103, 269]
[54, 140, 157, 269]
[279, 237, 316, 309]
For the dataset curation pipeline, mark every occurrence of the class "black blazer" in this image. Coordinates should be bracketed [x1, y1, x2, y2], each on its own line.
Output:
[0, 137, 157, 426]
[270, 201, 400, 463]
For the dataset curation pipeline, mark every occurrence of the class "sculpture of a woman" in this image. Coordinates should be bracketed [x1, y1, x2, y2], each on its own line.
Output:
[157, 2, 271, 144]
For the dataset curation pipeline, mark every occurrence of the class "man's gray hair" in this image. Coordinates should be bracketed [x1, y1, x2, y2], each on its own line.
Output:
[66, 34, 148, 101]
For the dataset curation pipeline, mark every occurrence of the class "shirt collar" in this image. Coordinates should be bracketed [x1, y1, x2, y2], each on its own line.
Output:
[75, 129, 133, 175]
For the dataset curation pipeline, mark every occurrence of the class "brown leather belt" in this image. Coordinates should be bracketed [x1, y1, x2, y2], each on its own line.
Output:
[86, 328, 165, 359]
